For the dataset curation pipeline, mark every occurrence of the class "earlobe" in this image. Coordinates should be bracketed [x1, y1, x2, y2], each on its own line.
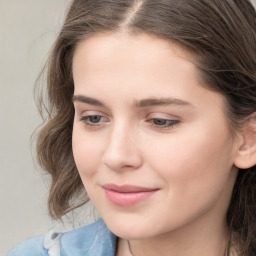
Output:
[234, 113, 256, 170]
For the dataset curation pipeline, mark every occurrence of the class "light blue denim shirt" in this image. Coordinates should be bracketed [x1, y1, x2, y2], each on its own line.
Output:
[6, 218, 117, 256]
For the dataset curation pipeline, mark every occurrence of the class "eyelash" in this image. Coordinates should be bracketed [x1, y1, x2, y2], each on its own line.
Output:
[79, 115, 180, 130]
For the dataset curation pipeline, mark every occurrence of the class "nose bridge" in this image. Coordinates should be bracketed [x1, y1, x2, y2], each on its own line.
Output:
[102, 120, 142, 171]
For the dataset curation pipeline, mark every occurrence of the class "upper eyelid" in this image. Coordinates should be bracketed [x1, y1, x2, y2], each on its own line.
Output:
[73, 101, 110, 114]
[146, 113, 180, 120]
[76, 109, 109, 117]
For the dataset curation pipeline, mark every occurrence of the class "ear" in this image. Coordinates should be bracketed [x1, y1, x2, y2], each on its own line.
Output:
[234, 113, 256, 169]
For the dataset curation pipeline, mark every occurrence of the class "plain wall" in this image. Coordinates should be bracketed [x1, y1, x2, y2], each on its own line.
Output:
[0, 1, 73, 254]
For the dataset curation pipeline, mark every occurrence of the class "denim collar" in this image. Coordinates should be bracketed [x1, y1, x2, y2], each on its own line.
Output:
[43, 218, 118, 256]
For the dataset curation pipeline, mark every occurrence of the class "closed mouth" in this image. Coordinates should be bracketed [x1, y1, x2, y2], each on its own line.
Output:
[102, 183, 159, 207]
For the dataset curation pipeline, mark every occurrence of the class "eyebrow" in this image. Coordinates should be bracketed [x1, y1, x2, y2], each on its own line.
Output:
[72, 95, 106, 107]
[72, 95, 193, 108]
[134, 98, 193, 108]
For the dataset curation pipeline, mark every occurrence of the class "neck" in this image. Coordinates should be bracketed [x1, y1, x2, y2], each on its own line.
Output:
[118, 214, 230, 256]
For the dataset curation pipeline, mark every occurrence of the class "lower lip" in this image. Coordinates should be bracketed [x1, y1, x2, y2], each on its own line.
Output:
[104, 189, 158, 207]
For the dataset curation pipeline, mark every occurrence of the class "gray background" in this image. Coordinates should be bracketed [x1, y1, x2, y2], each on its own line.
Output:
[0, 1, 87, 255]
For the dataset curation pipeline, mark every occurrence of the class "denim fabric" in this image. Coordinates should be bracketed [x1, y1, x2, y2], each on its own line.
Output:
[6, 218, 118, 256]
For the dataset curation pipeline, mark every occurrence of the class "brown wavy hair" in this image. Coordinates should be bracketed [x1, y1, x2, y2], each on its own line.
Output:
[36, 0, 256, 255]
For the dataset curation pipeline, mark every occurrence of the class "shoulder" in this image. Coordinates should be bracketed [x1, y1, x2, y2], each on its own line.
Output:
[6, 218, 117, 256]
[60, 218, 117, 255]
[6, 236, 46, 256]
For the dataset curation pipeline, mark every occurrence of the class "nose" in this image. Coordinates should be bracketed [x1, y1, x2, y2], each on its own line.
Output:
[102, 125, 143, 172]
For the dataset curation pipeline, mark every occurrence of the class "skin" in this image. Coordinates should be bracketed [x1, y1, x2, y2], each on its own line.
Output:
[72, 32, 240, 256]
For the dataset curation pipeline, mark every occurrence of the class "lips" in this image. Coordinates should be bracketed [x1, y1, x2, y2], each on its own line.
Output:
[102, 184, 159, 207]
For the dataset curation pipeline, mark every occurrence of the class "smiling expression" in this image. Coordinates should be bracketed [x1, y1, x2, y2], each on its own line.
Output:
[72, 32, 239, 240]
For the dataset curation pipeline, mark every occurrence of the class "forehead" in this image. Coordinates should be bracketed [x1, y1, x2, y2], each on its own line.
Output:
[72, 32, 226, 113]
[73, 33, 196, 90]
[73, 32, 193, 68]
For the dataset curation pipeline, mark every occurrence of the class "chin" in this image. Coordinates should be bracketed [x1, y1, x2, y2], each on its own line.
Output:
[109, 223, 152, 240]
[101, 212, 161, 240]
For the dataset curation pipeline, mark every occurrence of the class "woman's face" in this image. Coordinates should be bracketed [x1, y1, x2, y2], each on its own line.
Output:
[72, 33, 239, 239]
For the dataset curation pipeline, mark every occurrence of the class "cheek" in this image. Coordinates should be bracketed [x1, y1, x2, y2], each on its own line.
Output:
[138, 126, 235, 228]
[144, 122, 234, 197]
[72, 127, 103, 178]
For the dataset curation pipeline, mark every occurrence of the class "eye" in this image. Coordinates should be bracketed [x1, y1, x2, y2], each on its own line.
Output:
[80, 115, 109, 126]
[149, 118, 180, 129]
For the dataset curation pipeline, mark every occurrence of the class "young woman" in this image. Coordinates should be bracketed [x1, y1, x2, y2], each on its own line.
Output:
[7, 0, 256, 255]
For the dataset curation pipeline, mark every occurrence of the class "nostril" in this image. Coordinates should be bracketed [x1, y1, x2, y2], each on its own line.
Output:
[102, 152, 143, 172]
[102, 133, 143, 171]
